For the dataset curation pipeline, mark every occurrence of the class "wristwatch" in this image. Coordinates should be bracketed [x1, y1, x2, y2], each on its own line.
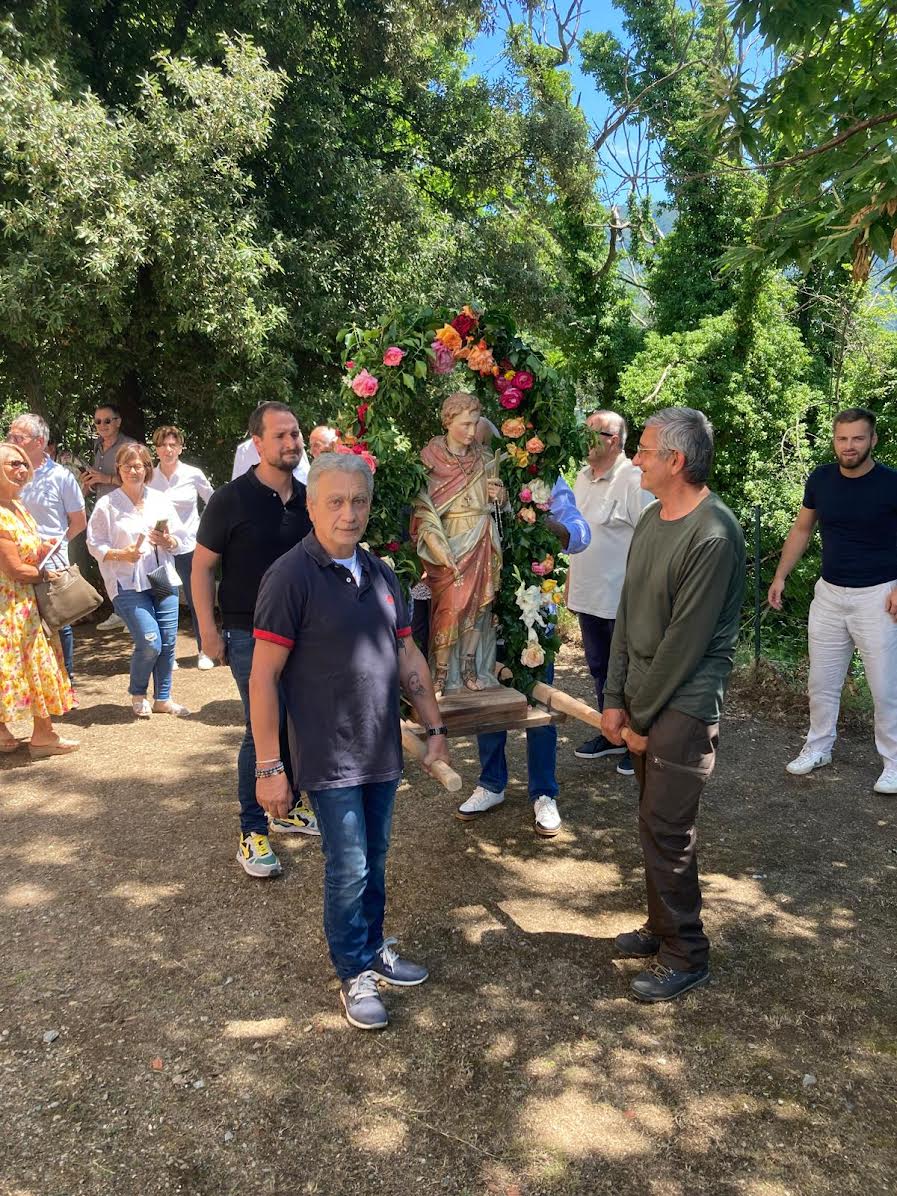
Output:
[427, 725, 448, 737]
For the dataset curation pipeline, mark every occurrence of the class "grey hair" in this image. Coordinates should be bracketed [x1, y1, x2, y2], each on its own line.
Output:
[9, 412, 50, 445]
[307, 451, 374, 502]
[588, 409, 628, 447]
[645, 407, 714, 485]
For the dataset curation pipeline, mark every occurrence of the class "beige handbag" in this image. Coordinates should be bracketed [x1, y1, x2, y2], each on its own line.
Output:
[34, 564, 104, 633]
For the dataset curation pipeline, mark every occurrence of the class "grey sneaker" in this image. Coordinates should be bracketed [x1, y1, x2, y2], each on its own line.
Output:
[97, 612, 124, 631]
[370, 938, 429, 987]
[340, 970, 388, 1030]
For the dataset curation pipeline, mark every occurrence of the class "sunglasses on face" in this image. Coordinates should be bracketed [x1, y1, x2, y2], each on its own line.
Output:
[94, 417, 119, 426]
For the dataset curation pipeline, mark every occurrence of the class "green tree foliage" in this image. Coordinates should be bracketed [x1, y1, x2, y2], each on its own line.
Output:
[0, 2, 615, 469]
[717, 1, 897, 285]
[619, 275, 819, 538]
[581, 0, 766, 333]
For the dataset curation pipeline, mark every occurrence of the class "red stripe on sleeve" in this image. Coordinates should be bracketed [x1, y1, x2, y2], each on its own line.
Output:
[254, 628, 295, 649]
[396, 626, 412, 638]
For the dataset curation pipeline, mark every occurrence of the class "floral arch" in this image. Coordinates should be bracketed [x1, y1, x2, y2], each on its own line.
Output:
[335, 305, 578, 692]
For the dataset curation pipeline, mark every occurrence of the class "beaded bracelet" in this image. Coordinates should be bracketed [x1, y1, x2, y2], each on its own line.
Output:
[255, 762, 286, 779]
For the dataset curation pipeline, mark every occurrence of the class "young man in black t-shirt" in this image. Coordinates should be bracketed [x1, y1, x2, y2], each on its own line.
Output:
[769, 407, 897, 793]
[192, 402, 314, 877]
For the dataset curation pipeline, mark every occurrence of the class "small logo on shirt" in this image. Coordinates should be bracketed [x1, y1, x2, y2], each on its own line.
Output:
[386, 594, 394, 605]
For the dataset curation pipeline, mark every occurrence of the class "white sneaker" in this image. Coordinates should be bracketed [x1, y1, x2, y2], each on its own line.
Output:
[533, 795, 561, 837]
[97, 612, 124, 631]
[131, 696, 152, 718]
[456, 785, 505, 821]
[873, 768, 897, 794]
[785, 749, 832, 776]
[197, 652, 215, 670]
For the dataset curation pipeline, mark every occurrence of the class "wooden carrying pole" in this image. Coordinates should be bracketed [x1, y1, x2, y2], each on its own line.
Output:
[400, 722, 462, 792]
[531, 681, 604, 731]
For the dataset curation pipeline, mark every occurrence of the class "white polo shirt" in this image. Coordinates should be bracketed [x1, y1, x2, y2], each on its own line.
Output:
[567, 455, 654, 619]
[147, 461, 214, 554]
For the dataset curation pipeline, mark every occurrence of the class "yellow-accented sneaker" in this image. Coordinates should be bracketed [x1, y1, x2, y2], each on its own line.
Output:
[268, 803, 320, 836]
[236, 833, 283, 878]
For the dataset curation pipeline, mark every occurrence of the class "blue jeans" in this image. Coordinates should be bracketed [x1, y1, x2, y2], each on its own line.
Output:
[112, 587, 179, 701]
[224, 627, 294, 836]
[58, 624, 74, 682]
[173, 551, 200, 645]
[308, 780, 399, 980]
[477, 663, 558, 799]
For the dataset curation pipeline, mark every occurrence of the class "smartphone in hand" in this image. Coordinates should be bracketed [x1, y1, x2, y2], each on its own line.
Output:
[154, 519, 169, 533]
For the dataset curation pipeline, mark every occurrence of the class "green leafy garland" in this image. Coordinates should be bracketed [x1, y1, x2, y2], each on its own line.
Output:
[336, 304, 576, 693]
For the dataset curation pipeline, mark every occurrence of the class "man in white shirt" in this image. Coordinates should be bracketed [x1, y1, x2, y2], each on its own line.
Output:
[568, 410, 653, 776]
[9, 413, 87, 683]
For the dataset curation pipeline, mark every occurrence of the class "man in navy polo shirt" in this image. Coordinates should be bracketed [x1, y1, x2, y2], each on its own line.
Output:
[250, 453, 450, 1031]
[193, 402, 316, 879]
[769, 407, 897, 793]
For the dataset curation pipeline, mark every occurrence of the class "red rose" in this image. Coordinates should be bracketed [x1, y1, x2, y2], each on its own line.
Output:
[357, 403, 369, 426]
[513, 371, 534, 390]
[528, 463, 539, 475]
[345, 360, 355, 369]
[450, 312, 478, 339]
[499, 388, 523, 410]
[495, 376, 511, 394]
[386, 540, 401, 552]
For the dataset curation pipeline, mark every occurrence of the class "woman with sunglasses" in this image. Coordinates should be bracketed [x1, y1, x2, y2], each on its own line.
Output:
[0, 443, 79, 757]
[87, 442, 190, 719]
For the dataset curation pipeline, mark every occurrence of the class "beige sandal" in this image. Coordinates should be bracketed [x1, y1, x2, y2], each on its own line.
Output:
[28, 738, 80, 758]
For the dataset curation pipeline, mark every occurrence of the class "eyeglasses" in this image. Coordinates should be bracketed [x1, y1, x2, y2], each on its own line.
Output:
[6, 459, 28, 471]
[7, 432, 33, 445]
[595, 431, 615, 439]
[122, 463, 145, 472]
[94, 417, 119, 426]
[635, 446, 663, 455]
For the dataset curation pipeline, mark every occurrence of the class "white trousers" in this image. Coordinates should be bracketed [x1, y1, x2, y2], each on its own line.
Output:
[804, 578, 897, 767]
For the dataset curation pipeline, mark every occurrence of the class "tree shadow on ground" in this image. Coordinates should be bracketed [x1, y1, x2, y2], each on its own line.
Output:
[1, 648, 895, 1196]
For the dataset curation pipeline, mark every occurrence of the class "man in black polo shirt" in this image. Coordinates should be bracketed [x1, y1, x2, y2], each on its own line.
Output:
[769, 406, 897, 793]
[250, 453, 450, 1031]
[193, 402, 314, 879]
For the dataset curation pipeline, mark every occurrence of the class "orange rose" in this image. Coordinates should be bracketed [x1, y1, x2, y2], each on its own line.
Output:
[518, 506, 537, 524]
[501, 418, 526, 438]
[434, 324, 463, 354]
[466, 340, 495, 376]
[525, 436, 545, 455]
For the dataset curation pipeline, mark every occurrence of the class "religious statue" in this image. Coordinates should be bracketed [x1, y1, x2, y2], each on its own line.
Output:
[411, 393, 505, 696]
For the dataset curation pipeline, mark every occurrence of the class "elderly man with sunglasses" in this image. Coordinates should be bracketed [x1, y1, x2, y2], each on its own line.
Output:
[81, 404, 136, 630]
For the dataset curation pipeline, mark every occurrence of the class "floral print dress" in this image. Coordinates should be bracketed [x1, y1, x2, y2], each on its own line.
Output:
[0, 503, 73, 722]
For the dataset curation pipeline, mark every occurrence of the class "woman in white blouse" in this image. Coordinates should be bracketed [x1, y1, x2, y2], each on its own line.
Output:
[148, 426, 215, 669]
[86, 442, 189, 718]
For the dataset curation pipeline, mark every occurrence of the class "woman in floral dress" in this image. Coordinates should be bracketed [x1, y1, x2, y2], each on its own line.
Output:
[0, 442, 78, 757]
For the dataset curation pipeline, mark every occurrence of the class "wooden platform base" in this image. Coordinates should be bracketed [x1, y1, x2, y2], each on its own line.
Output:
[405, 686, 566, 740]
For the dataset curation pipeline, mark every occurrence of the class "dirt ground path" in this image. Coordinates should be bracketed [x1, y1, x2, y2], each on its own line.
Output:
[2, 630, 895, 1196]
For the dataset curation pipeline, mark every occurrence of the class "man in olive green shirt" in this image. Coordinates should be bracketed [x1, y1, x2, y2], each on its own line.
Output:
[603, 407, 745, 1003]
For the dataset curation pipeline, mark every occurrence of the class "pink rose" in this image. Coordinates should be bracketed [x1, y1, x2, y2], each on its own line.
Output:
[518, 486, 532, 503]
[359, 450, 378, 474]
[525, 436, 545, 455]
[430, 340, 456, 375]
[513, 371, 534, 390]
[499, 388, 523, 410]
[518, 506, 536, 525]
[345, 360, 355, 369]
[351, 368, 379, 398]
[531, 561, 547, 576]
[383, 346, 405, 367]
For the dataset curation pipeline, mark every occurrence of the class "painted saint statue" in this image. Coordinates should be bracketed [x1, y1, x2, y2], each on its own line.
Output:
[411, 392, 505, 696]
